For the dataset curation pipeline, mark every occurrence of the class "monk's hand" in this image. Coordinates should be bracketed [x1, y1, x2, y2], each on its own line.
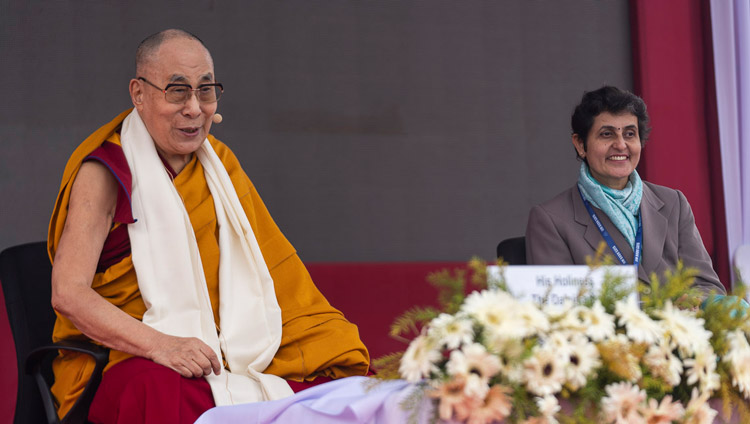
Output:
[149, 334, 222, 378]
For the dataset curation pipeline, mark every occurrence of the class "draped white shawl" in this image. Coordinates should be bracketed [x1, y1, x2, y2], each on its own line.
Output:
[120, 109, 293, 405]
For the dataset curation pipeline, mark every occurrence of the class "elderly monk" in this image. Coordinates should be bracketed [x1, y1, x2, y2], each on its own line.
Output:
[48, 29, 369, 423]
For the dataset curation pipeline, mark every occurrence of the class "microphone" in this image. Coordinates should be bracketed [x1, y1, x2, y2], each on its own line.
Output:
[212, 113, 223, 124]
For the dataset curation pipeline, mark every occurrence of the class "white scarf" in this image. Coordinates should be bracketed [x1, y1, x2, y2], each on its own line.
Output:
[120, 109, 293, 405]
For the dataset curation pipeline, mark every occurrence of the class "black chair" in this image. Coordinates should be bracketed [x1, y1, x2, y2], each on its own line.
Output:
[496, 236, 527, 265]
[0, 242, 108, 424]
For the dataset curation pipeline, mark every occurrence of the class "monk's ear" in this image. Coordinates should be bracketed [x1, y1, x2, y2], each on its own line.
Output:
[129, 79, 144, 110]
[572, 134, 586, 159]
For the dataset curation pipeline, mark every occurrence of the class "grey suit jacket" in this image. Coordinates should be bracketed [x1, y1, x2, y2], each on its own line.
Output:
[525, 182, 726, 295]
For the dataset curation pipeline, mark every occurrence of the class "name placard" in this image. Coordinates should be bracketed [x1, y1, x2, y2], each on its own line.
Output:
[486, 265, 638, 306]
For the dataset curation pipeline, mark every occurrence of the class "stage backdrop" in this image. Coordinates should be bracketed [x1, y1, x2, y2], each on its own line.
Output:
[0, 1, 632, 263]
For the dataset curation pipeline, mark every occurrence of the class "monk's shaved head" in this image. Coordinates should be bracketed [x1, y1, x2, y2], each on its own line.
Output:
[135, 29, 210, 76]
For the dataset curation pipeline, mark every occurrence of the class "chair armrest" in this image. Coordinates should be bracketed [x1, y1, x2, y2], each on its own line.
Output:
[25, 341, 109, 424]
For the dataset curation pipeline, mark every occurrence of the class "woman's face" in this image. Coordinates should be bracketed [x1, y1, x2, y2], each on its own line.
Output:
[572, 112, 641, 190]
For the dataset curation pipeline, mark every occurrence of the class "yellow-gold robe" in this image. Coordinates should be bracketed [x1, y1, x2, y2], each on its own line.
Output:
[48, 110, 369, 417]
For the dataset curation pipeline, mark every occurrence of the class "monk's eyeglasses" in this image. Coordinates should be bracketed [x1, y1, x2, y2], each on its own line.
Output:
[138, 77, 224, 104]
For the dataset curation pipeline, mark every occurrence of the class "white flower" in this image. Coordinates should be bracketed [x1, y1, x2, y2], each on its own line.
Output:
[563, 333, 601, 390]
[515, 300, 550, 336]
[724, 329, 750, 362]
[446, 343, 501, 399]
[544, 330, 573, 353]
[461, 290, 519, 337]
[639, 395, 684, 424]
[601, 381, 647, 424]
[485, 335, 525, 383]
[585, 300, 616, 341]
[723, 329, 750, 399]
[428, 313, 474, 350]
[556, 304, 589, 332]
[555, 302, 615, 342]
[536, 394, 560, 424]
[683, 349, 720, 394]
[399, 334, 440, 382]
[463, 289, 549, 342]
[523, 345, 566, 397]
[615, 296, 662, 344]
[683, 388, 718, 424]
[643, 342, 683, 386]
[655, 301, 712, 356]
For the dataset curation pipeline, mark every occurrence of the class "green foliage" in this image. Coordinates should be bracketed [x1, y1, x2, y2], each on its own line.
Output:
[467, 256, 490, 290]
[594, 268, 635, 313]
[389, 306, 441, 341]
[726, 390, 750, 423]
[370, 352, 404, 380]
[585, 242, 616, 268]
[639, 261, 703, 312]
[426, 268, 467, 314]
[640, 372, 672, 399]
[565, 377, 608, 424]
[579, 242, 635, 312]
[506, 383, 538, 422]
[398, 385, 429, 424]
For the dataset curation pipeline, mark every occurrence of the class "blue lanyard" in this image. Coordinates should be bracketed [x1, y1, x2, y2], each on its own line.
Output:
[577, 187, 642, 267]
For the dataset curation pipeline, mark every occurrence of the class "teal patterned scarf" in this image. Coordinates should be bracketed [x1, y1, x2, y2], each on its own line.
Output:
[577, 163, 643, 248]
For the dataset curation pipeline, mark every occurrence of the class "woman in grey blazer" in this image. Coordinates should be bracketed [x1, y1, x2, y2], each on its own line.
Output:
[525, 86, 725, 295]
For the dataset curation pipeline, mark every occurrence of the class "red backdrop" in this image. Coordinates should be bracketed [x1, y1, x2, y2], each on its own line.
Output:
[629, 0, 730, 288]
[0, 2, 734, 421]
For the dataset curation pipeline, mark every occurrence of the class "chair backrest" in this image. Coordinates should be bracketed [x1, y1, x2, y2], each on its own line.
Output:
[496, 236, 527, 265]
[0, 242, 57, 424]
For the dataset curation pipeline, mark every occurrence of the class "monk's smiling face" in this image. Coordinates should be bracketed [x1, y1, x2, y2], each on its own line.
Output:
[130, 36, 217, 172]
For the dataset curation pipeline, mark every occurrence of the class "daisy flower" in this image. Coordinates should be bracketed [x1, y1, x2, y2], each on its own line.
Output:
[655, 301, 712, 356]
[428, 313, 474, 350]
[585, 300, 616, 342]
[544, 331, 572, 354]
[514, 300, 550, 337]
[615, 296, 662, 344]
[428, 376, 477, 422]
[485, 335, 525, 383]
[469, 296, 546, 343]
[556, 304, 590, 333]
[446, 343, 501, 399]
[555, 302, 615, 342]
[399, 334, 440, 382]
[601, 381, 646, 424]
[639, 395, 684, 424]
[683, 349, 720, 393]
[523, 345, 566, 397]
[462, 290, 524, 340]
[723, 329, 750, 399]
[683, 388, 718, 424]
[536, 394, 560, 424]
[643, 342, 683, 387]
[465, 384, 513, 424]
[563, 333, 600, 390]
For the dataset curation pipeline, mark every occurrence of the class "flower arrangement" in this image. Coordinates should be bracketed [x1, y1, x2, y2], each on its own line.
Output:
[373, 252, 750, 424]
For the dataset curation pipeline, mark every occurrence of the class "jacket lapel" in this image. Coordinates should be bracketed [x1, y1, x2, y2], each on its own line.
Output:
[572, 186, 605, 252]
[639, 184, 667, 282]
